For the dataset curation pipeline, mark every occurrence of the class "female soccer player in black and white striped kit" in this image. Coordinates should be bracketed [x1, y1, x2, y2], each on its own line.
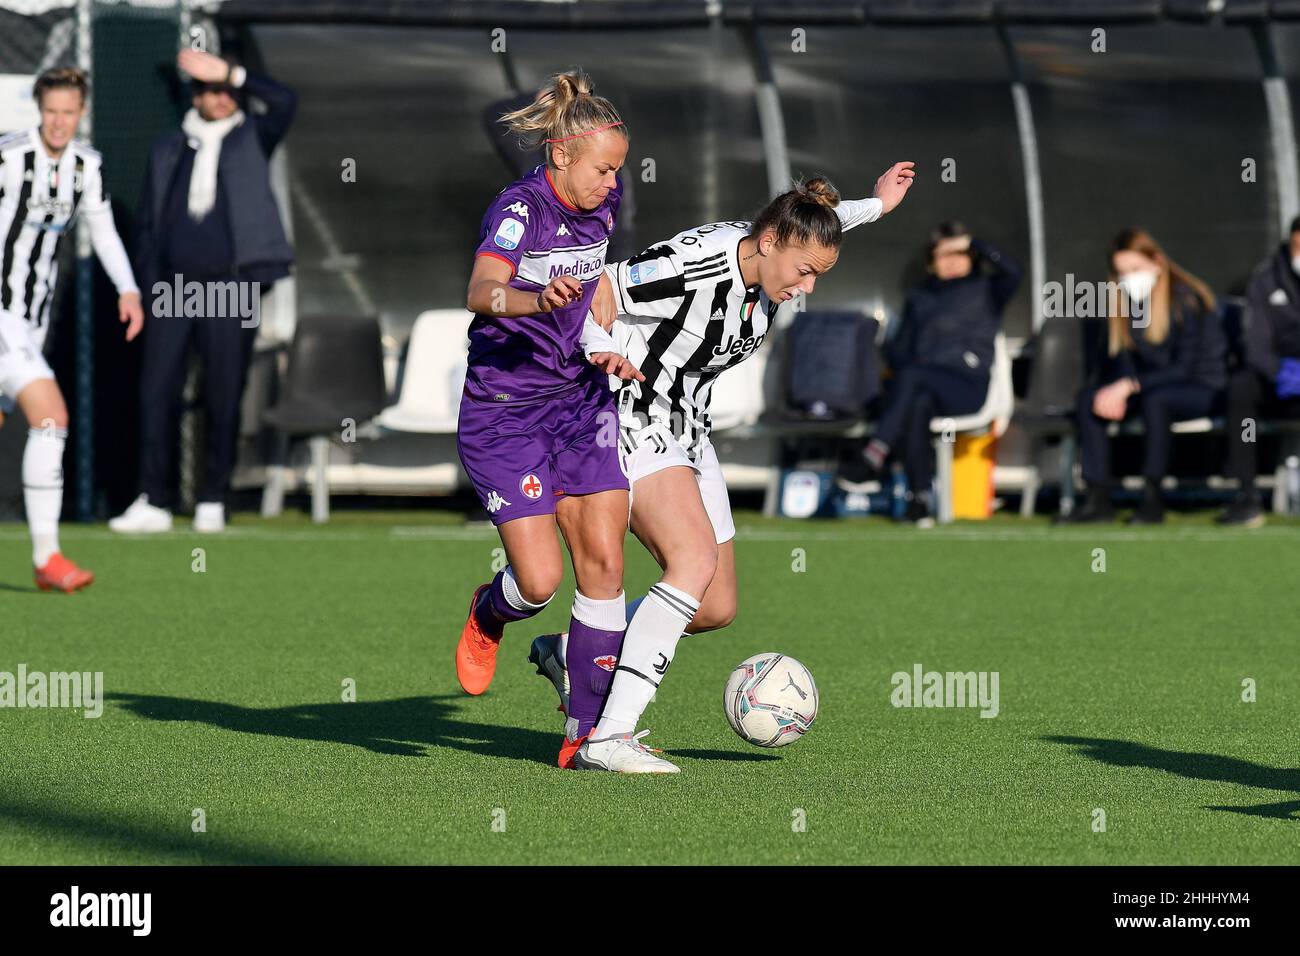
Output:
[533, 162, 915, 772]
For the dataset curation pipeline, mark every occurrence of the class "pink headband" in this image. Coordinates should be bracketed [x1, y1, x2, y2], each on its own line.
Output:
[545, 120, 624, 144]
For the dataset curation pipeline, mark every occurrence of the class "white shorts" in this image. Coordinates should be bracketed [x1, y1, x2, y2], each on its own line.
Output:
[620, 420, 736, 545]
[0, 309, 53, 414]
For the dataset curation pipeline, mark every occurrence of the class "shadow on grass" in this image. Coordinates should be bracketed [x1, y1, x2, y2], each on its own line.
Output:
[107, 692, 557, 765]
[0, 795, 341, 865]
[0, 580, 39, 593]
[668, 749, 780, 762]
[1046, 735, 1300, 820]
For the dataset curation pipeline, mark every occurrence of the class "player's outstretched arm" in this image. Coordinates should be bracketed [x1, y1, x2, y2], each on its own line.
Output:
[832, 161, 915, 233]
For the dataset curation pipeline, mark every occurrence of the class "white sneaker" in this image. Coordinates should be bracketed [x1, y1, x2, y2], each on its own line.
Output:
[573, 730, 680, 774]
[527, 633, 570, 716]
[193, 502, 226, 533]
[108, 494, 173, 534]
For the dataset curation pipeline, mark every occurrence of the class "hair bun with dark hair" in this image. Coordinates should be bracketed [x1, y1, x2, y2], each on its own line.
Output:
[797, 176, 840, 208]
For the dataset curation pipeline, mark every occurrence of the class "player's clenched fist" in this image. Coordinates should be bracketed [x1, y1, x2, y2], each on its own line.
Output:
[536, 275, 583, 314]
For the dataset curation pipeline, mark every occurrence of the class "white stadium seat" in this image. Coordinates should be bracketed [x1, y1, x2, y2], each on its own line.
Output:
[376, 309, 473, 434]
[707, 345, 768, 433]
[929, 332, 1013, 523]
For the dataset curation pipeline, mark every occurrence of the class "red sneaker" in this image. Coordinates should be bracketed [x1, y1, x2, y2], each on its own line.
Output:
[34, 553, 94, 593]
[455, 584, 502, 695]
[558, 734, 590, 770]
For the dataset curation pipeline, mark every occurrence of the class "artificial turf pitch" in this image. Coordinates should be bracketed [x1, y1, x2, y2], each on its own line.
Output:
[1, 509, 1297, 865]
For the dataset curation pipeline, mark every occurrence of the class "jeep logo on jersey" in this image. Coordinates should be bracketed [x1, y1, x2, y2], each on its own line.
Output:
[712, 331, 766, 360]
[494, 217, 525, 251]
[505, 201, 530, 223]
[520, 473, 543, 499]
[593, 655, 618, 672]
[27, 195, 72, 219]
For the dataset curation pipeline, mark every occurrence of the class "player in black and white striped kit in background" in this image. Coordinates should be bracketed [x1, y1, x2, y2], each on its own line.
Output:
[0, 68, 143, 592]
[530, 163, 915, 772]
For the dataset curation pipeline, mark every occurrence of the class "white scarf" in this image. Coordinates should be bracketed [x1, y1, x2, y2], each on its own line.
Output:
[181, 107, 245, 221]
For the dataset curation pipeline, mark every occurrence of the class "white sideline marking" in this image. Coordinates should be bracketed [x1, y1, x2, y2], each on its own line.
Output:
[0, 525, 1292, 545]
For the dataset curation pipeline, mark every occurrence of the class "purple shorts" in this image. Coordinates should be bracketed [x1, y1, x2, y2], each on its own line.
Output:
[457, 374, 628, 525]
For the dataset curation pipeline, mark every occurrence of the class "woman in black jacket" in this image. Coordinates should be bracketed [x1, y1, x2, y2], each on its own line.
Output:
[839, 221, 1022, 524]
[1063, 228, 1225, 524]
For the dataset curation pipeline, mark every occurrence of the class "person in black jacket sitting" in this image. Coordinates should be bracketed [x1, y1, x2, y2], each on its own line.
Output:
[1217, 216, 1300, 527]
[839, 221, 1021, 524]
[1063, 228, 1225, 524]
[110, 48, 296, 535]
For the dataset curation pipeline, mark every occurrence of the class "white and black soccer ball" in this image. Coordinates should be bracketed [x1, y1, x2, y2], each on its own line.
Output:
[723, 653, 818, 748]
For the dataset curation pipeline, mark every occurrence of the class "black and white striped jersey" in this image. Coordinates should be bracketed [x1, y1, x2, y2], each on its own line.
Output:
[0, 127, 138, 343]
[605, 197, 881, 461]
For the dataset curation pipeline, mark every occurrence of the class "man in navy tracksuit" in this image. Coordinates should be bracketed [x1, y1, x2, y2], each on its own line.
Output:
[110, 48, 295, 534]
[1219, 217, 1300, 526]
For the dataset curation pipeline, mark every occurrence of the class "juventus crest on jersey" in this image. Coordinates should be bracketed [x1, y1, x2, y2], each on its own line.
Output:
[0, 127, 136, 345]
[606, 221, 777, 461]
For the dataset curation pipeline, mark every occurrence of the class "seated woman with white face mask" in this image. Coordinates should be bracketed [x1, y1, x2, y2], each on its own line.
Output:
[1061, 227, 1226, 524]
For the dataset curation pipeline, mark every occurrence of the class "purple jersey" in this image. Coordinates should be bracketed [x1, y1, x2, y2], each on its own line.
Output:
[467, 164, 622, 405]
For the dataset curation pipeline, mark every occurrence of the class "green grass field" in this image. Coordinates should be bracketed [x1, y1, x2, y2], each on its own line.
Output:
[1, 509, 1298, 865]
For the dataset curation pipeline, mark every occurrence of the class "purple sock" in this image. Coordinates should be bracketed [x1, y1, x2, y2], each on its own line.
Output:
[472, 567, 548, 636]
[565, 592, 627, 739]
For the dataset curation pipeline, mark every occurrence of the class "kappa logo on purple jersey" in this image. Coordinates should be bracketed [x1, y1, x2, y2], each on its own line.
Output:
[628, 262, 658, 286]
[505, 201, 530, 223]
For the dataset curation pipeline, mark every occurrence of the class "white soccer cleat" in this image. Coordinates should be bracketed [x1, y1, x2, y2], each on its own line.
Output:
[193, 502, 226, 533]
[108, 494, 173, 534]
[573, 730, 680, 774]
[527, 633, 569, 716]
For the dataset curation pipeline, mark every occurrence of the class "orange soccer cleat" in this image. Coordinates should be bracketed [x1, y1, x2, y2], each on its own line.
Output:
[557, 733, 590, 770]
[455, 584, 503, 695]
[34, 553, 94, 593]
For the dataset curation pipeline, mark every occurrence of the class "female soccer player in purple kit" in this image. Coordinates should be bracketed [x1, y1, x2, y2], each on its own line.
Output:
[453, 69, 643, 766]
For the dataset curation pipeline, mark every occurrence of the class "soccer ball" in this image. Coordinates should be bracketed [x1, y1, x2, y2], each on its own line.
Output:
[723, 653, 818, 748]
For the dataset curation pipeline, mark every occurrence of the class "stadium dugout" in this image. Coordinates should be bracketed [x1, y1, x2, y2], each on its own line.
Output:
[2, 0, 1300, 521]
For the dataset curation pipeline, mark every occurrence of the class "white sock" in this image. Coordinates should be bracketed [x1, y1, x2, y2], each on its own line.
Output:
[501, 564, 552, 612]
[572, 589, 626, 630]
[23, 426, 66, 567]
[593, 581, 699, 739]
